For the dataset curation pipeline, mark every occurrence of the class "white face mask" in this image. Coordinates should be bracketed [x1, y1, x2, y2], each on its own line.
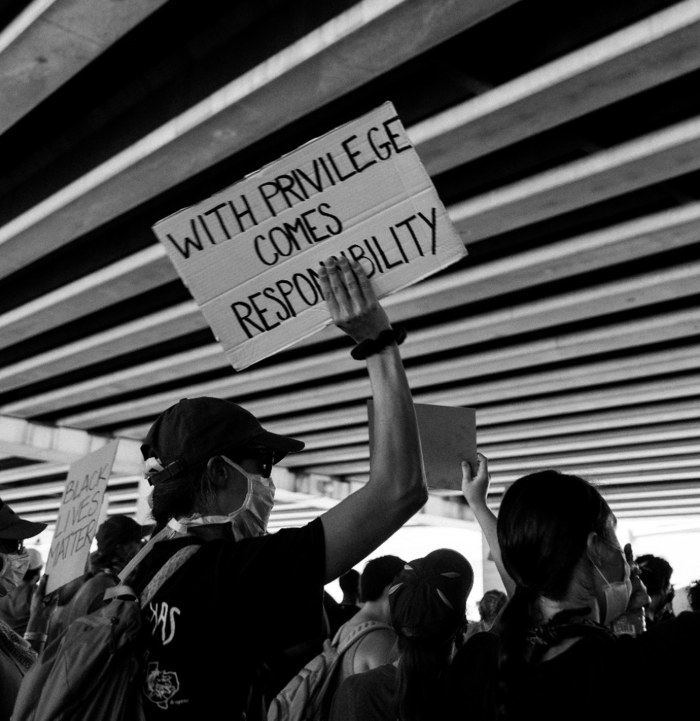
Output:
[0, 549, 30, 597]
[591, 548, 633, 626]
[170, 456, 275, 542]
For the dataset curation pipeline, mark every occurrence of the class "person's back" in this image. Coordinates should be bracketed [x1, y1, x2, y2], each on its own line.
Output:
[330, 549, 473, 721]
[335, 555, 404, 689]
[131, 257, 427, 721]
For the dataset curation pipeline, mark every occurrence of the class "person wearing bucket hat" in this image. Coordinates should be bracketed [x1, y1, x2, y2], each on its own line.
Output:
[126, 256, 427, 721]
[0, 500, 46, 720]
[330, 548, 473, 721]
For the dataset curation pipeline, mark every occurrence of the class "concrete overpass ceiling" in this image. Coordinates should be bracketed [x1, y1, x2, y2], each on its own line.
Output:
[0, 0, 699, 527]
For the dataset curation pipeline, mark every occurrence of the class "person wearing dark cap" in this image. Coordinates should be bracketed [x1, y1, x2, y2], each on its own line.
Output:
[329, 549, 473, 721]
[127, 257, 426, 721]
[0, 499, 46, 721]
[47, 513, 144, 643]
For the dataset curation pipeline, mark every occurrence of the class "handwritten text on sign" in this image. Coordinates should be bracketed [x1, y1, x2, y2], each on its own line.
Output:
[153, 102, 467, 369]
[45, 440, 119, 594]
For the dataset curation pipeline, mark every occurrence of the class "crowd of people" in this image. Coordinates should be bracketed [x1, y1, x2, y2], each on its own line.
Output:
[0, 256, 697, 720]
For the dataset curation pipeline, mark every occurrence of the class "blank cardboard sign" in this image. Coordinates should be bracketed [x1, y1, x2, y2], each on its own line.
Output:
[368, 401, 477, 492]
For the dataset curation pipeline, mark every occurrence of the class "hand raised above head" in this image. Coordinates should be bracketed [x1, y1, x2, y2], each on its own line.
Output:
[318, 256, 391, 343]
[461, 452, 490, 509]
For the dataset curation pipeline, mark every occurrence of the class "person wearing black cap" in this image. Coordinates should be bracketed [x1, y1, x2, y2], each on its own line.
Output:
[0, 499, 46, 721]
[129, 256, 427, 721]
[329, 549, 474, 721]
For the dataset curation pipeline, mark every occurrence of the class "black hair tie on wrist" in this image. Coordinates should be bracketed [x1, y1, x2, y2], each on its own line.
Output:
[351, 326, 406, 360]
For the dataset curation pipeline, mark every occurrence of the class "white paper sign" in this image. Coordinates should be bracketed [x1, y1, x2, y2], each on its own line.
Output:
[153, 102, 467, 369]
[45, 440, 119, 594]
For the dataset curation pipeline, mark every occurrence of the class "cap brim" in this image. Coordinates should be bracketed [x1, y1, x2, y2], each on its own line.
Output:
[0, 518, 47, 540]
[255, 429, 305, 463]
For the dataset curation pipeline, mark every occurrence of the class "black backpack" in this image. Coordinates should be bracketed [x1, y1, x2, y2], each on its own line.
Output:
[12, 543, 200, 721]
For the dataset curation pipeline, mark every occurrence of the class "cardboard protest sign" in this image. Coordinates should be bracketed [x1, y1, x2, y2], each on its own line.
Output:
[153, 101, 467, 369]
[368, 401, 477, 492]
[45, 440, 119, 594]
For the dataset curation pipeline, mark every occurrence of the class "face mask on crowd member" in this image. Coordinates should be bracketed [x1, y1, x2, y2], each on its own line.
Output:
[0, 499, 47, 597]
[589, 541, 633, 626]
[141, 397, 304, 539]
[170, 456, 275, 541]
[0, 548, 30, 596]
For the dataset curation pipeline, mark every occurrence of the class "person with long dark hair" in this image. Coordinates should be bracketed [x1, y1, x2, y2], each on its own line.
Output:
[330, 548, 473, 721]
[446, 454, 700, 721]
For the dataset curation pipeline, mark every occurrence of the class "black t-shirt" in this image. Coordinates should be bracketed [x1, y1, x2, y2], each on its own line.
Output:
[132, 519, 325, 721]
[329, 663, 397, 721]
[445, 612, 700, 721]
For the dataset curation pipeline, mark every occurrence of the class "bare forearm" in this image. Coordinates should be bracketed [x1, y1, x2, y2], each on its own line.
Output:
[470, 499, 515, 597]
[366, 344, 426, 505]
[321, 343, 426, 581]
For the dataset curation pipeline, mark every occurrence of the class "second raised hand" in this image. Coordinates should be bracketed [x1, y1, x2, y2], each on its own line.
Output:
[318, 256, 391, 343]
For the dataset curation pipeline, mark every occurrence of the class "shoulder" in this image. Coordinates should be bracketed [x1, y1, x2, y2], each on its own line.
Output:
[355, 627, 397, 668]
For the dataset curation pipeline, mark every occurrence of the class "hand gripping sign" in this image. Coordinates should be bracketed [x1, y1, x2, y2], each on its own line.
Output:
[152, 102, 467, 370]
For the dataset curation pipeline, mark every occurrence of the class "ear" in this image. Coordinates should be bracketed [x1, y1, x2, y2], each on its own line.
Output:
[206, 456, 232, 489]
[586, 531, 607, 566]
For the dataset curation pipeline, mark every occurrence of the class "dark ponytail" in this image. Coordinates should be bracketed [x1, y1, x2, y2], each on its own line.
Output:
[394, 635, 454, 721]
[492, 586, 536, 719]
[389, 549, 473, 721]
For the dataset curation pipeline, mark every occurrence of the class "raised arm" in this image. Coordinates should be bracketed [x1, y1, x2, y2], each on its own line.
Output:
[462, 453, 515, 597]
[318, 256, 427, 582]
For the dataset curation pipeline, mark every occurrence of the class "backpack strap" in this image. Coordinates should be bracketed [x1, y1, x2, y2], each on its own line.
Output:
[140, 544, 201, 608]
[103, 543, 201, 607]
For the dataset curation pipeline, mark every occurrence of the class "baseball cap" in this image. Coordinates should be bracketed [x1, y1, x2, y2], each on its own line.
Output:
[141, 397, 305, 484]
[389, 548, 474, 642]
[26, 548, 43, 571]
[0, 499, 47, 540]
[95, 515, 144, 554]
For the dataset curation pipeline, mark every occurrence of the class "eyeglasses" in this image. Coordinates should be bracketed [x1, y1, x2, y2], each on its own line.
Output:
[225, 446, 275, 478]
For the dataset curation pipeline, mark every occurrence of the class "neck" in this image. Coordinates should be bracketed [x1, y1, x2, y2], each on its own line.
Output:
[535, 595, 599, 625]
[355, 599, 389, 624]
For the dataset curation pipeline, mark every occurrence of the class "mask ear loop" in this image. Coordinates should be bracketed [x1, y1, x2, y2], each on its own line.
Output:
[219, 456, 255, 516]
